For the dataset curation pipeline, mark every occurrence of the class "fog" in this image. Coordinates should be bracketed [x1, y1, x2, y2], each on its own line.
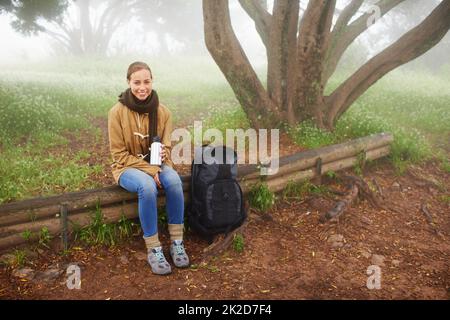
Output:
[0, 16, 49, 62]
[0, 0, 448, 71]
[0, 0, 269, 66]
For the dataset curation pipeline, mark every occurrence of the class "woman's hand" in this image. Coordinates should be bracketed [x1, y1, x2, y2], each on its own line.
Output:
[154, 172, 162, 188]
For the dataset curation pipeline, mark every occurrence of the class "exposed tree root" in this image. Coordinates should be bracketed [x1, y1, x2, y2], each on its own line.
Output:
[201, 220, 249, 262]
[408, 165, 444, 190]
[420, 202, 445, 239]
[320, 175, 383, 223]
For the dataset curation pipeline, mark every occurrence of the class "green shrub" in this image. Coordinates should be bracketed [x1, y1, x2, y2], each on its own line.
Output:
[232, 234, 245, 253]
[248, 183, 275, 212]
[38, 227, 52, 248]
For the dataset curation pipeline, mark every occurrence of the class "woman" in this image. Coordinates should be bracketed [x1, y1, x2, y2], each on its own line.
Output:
[108, 61, 189, 275]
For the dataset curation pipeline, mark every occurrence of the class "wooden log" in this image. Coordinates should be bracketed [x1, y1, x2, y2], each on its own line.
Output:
[0, 181, 190, 227]
[242, 145, 391, 193]
[0, 201, 141, 252]
[241, 132, 393, 180]
[0, 145, 391, 252]
[0, 134, 392, 250]
[0, 192, 189, 238]
[0, 133, 392, 227]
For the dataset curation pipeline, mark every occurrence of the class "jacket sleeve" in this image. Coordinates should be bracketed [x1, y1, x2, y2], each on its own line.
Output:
[108, 107, 161, 176]
[161, 108, 174, 167]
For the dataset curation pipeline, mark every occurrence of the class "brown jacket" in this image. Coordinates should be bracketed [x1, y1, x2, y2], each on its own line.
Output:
[108, 102, 174, 184]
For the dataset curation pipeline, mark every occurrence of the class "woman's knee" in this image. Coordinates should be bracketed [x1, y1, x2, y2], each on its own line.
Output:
[160, 167, 182, 189]
[137, 179, 158, 197]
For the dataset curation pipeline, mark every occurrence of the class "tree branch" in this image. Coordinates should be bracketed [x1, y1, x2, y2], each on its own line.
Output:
[94, 0, 122, 36]
[43, 28, 72, 51]
[324, 0, 406, 81]
[332, 0, 364, 34]
[325, 0, 450, 128]
[238, 0, 272, 48]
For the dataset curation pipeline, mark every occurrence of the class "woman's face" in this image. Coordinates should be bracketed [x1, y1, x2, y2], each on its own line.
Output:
[128, 69, 152, 100]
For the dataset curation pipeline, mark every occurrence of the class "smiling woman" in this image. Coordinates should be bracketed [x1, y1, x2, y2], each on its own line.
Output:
[107, 61, 190, 276]
[127, 62, 153, 100]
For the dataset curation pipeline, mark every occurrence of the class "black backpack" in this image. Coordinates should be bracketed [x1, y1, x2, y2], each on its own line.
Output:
[187, 145, 246, 241]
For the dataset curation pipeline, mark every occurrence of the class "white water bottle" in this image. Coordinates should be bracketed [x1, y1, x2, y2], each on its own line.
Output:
[150, 136, 162, 166]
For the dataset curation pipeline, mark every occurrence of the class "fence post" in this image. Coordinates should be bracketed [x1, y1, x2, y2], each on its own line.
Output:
[315, 157, 323, 185]
[60, 203, 69, 251]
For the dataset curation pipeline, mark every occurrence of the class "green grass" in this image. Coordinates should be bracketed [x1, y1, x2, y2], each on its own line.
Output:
[12, 250, 27, 268]
[287, 69, 450, 174]
[436, 152, 450, 174]
[202, 106, 251, 134]
[232, 234, 245, 253]
[286, 120, 336, 149]
[439, 195, 450, 204]
[21, 230, 33, 242]
[0, 57, 448, 204]
[280, 179, 333, 201]
[0, 250, 28, 268]
[38, 226, 52, 248]
[0, 56, 239, 204]
[72, 204, 137, 247]
[0, 133, 104, 203]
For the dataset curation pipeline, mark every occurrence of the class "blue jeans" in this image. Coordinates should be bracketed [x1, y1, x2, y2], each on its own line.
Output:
[118, 165, 184, 237]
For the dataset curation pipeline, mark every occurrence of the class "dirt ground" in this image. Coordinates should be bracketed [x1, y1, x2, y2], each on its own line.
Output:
[0, 118, 449, 300]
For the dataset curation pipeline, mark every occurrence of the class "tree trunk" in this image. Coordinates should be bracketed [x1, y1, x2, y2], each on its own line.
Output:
[42, 0, 129, 56]
[77, 0, 95, 54]
[267, 0, 299, 124]
[203, 0, 450, 131]
[296, 0, 336, 128]
[203, 0, 281, 129]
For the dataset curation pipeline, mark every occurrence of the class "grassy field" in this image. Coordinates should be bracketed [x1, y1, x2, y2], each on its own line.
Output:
[289, 68, 450, 173]
[0, 56, 449, 204]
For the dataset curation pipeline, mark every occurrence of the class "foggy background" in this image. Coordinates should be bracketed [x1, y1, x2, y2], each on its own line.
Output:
[0, 0, 449, 205]
[0, 0, 449, 72]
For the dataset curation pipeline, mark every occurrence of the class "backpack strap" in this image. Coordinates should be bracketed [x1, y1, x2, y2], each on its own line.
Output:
[190, 144, 208, 201]
[189, 159, 195, 203]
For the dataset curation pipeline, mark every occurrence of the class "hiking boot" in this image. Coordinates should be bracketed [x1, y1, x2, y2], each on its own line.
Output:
[147, 246, 172, 275]
[170, 240, 190, 268]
